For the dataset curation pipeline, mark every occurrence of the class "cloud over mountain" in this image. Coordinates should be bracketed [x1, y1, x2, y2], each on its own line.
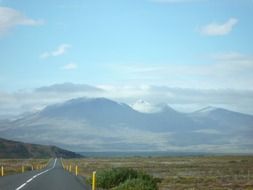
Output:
[35, 83, 103, 93]
[0, 83, 253, 117]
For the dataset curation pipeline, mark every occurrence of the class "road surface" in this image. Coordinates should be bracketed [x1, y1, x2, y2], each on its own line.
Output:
[0, 158, 90, 190]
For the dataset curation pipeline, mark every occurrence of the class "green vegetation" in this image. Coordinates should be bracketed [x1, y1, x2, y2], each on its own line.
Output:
[113, 178, 157, 190]
[63, 156, 253, 190]
[86, 168, 158, 190]
[95, 168, 139, 188]
[0, 159, 49, 176]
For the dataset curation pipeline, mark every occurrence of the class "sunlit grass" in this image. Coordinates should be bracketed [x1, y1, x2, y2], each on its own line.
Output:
[63, 156, 253, 190]
[0, 159, 49, 176]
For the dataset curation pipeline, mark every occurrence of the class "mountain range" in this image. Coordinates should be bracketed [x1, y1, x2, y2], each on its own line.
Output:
[0, 97, 252, 153]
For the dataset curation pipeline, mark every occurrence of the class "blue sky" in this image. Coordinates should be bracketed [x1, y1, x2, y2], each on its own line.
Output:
[0, 0, 253, 114]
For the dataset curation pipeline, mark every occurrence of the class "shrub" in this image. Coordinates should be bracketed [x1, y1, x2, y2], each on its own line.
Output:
[95, 168, 138, 189]
[87, 167, 159, 190]
[113, 178, 158, 190]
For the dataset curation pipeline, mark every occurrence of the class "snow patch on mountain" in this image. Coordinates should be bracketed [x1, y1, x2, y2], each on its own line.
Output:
[132, 99, 162, 113]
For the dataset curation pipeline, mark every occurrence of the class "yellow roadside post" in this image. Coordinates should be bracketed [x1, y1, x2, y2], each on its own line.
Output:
[22, 166, 24, 173]
[1, 166, 3, 176]
[69, 165, 72, 172]
[92, 171, 96, 190]
[75, 165, 78, 176]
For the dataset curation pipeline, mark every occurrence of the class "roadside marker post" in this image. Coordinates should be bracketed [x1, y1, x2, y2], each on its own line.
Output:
[92, 171, 96, 190]
[31, 165, 33, 171]
[1, 166, 3, 176]
[22, 166, 24, 173]
[75, 165, 78, 176]
[69, 165, 72, 172]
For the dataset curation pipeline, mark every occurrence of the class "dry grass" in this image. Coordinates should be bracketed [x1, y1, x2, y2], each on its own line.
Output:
[0, 159, 49, 176]
[63, 156, 253, 190]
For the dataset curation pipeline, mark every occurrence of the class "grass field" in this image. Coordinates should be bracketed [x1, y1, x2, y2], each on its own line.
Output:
[0, 159, 49, 176]
[63, 156, 253, 190]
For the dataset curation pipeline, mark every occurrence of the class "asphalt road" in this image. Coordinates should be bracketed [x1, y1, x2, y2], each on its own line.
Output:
[0, 158, 90, 190]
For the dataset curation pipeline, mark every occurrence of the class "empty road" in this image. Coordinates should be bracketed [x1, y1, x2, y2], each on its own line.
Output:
[0, 158, 90, 190]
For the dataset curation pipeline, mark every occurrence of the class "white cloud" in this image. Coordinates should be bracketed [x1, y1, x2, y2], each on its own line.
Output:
[3, 52, 253, 116]
[40, 44, 71, 59]
[62, 63, 77, 70]
[97, 85, 253, 114]
[194, 129, 221, 134]
[199, 18, 238, 36]
[52, 44, 71, 56]
[35, 83, 103, 93]
[0, 6, 43, 35]
[0, 83, 253, 117]
[40, 52, 50, 59]
[211, 52, 252, 63]
[107, 52, 253, 90]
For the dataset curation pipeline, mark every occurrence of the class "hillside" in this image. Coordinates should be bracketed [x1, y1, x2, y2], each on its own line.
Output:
[0, 137, 83, 158]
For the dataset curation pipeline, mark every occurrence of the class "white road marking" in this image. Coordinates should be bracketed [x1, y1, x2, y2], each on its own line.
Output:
[15, 158, 57, 190]
[53, 158, 57, 168]
[16, 183, 26, 190]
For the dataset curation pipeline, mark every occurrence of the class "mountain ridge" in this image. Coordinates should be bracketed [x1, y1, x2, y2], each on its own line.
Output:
[0, 137, 83, 158]
[0, 97, 252, 153]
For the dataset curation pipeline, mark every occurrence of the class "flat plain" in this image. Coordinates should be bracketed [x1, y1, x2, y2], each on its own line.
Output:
[63, 156, 253, 190]
[0, 159, 49, 176]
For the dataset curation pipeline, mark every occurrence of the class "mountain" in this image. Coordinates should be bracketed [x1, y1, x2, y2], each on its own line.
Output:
[38, 97, 199, 133]
[190, 106, 253, 133]
[0, 137, 83, 158]
[0, 97, 252, 153]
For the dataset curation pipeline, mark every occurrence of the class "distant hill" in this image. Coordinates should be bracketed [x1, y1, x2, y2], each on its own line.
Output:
[0, 97, 253, 153]
[0, 138, 83, 158]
